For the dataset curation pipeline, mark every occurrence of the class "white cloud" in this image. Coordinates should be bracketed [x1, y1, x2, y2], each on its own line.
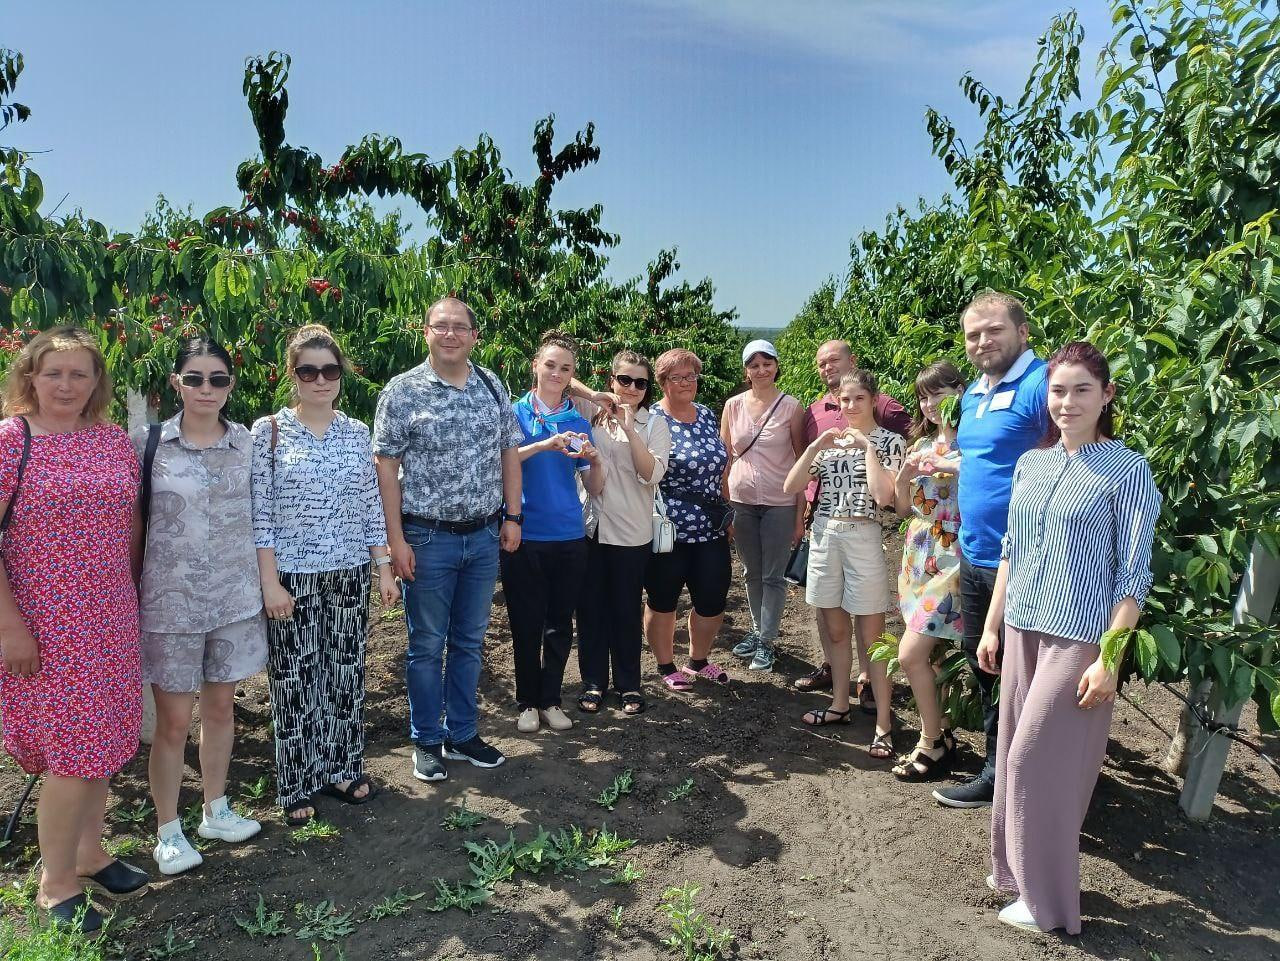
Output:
[626, 0, 1025, 67]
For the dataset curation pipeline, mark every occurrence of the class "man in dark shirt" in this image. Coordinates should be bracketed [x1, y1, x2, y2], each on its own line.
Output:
[794, 340, 910, 699]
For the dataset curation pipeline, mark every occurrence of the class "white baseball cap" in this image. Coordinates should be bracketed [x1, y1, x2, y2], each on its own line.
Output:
[742, 339, 778, 365]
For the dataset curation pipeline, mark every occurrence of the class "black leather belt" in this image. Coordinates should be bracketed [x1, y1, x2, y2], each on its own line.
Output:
[402, 510, 501, 535]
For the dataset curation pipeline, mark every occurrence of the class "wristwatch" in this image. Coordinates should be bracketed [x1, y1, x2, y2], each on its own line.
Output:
[502, 511, 525, 526]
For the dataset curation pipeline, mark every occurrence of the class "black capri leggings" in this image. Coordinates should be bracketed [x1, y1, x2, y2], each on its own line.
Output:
[644, 537, 732, 617]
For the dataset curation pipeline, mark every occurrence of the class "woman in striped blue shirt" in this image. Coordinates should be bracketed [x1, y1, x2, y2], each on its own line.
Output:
[975, 342, 1160, 936]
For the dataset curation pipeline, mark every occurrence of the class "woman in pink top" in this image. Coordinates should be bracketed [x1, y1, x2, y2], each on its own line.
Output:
[720, 340, 806, 671]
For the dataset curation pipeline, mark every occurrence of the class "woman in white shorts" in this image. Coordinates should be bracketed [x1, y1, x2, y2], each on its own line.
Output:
[784, 369, 904, 758]
[133, 337, 267, 876]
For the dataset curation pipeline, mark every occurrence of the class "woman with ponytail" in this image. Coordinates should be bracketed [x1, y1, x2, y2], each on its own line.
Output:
[502, 331, 603, 734]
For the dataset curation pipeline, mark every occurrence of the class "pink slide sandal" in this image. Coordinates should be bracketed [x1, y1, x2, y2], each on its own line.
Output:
[681, 661, 730, 685]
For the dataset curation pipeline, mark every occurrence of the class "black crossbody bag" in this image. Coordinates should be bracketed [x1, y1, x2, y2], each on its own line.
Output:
[0, 416, 32, 542]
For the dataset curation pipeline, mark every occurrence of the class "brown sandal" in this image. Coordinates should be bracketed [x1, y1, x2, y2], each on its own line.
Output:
[794, 663, 833, 692]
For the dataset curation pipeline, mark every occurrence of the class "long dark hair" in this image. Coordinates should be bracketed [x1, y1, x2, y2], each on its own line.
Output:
[1041, 341, 1116, 447]
[173, 335, 234, 375]
[908, 360, 967, 444]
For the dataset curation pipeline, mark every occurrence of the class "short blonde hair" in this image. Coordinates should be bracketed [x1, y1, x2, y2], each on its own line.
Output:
[654, 348, 703, 386]
[3, 326, 112, 422]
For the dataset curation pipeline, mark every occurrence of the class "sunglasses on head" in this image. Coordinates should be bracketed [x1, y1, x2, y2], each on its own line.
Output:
[179, 372, 233, 389]
[295, 364, 344, 383]
[613, 374, 650, 391]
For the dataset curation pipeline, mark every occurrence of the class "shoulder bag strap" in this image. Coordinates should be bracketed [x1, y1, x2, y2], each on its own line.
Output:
[0, 416, 32, 535]
[140, 423, 162, 533]
[735, 393, 787, 459]
[472, 365, 504, 410]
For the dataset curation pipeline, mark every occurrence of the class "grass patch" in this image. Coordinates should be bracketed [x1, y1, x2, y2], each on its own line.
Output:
[292, 901, 357, 943]
[289, 819, 340, 844]
[439, 800, 487, 832]
[1, 909, 105, 961]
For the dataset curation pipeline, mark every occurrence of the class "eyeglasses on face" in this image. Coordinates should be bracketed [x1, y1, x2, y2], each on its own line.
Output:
[428, 323, 476, 337]
[666, 373, 699, 385]
[612, 374, 650, 391]
[294, 363, 344, 383]
[179, 372, 233, 389]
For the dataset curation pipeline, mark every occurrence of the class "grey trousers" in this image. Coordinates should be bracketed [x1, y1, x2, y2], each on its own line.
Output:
[731, 502, 796, 644]
[991, 624, 1114, 935]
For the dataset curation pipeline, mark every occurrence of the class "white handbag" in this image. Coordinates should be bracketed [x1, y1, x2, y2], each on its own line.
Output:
[652, 488, 675, 554]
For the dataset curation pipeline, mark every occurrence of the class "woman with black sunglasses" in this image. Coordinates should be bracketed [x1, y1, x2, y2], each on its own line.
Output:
[574, 351, 671, 717]
[251, 325, 398, 826]
[133, 337, 267, 877]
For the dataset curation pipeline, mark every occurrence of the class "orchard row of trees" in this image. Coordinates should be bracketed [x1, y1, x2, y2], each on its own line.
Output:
[779, 1, 1280, 743]
[0, 51, 741, 427]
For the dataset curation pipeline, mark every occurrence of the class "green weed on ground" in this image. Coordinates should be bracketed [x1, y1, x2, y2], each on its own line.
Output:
[596, 769, 634, 810]
[660, 884, 734, 961]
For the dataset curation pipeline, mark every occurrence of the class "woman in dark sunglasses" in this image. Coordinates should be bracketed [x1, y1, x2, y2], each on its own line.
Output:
[250, 324, 397, 826]
[132, 336, 267, 876]
[574, 350, 671, 717]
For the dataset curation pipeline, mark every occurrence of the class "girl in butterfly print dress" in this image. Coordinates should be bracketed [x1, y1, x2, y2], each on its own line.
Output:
[891, 361, 967, 781]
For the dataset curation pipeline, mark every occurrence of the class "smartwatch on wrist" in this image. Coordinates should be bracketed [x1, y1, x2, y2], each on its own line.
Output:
[502, 511, 524, 526]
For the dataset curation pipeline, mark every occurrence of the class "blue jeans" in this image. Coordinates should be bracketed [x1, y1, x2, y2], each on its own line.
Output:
[402, 519, 501, 747]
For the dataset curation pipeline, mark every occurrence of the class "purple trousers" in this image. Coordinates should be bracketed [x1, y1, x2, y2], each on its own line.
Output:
[990, 624, 1114, 935]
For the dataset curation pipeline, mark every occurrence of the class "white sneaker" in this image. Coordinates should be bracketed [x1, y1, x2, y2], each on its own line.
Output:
[517, 707, 541, 733]
[153, 830, 203, 876]
[197, 803, 262, 843]
[997, 899, 1042, 932]
[539, 706, 573, 731]
[986, 874, 1011, 893]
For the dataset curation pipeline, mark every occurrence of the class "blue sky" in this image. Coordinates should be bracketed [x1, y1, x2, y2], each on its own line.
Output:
[5, 2, 1111, 330]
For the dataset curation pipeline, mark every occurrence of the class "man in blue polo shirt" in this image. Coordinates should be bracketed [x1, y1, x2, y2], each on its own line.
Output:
[933, 291, 1048, 810]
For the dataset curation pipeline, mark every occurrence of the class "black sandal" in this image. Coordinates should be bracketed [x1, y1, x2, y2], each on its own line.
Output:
[320, 775, 377, 805]
[620, 691, 646, 716]
[284, 798, 315, 827]
[577, 689, 604, 713]
[802, 707, 851, 726]
[941, 727, 958, 758]
[868, 730, 895, 759]
[892, 736, 953, 781]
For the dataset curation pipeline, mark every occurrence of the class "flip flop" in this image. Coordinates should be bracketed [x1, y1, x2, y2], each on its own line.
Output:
[320, 776, 377, 805]
[660, 671, 694, 691]
[284, 798, 316, 826]
[680, 661, 730, 685]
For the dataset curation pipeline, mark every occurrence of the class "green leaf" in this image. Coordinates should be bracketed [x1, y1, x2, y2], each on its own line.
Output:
[1133, 629, 1158, 680]
[1099, 627, 1132, 675]
[1272, 691, 1280, 731]
[1209, 644, 1232, 684]
[1150, 623, 1181, 671]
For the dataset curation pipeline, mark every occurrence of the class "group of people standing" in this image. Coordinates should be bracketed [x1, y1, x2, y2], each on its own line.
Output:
[0, 290, 1160, 939]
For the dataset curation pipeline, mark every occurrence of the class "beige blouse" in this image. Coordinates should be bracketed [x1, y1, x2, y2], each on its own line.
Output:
[577, 400, 672, 547]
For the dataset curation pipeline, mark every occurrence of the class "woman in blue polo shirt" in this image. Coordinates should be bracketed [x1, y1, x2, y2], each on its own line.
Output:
[501, 331, 604, 734]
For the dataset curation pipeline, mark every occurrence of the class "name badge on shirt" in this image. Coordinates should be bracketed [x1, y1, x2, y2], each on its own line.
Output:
[989, 390, 1016, 412]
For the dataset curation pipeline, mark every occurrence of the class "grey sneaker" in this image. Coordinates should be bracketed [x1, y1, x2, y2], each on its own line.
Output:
[732, 632, 761, 658]
[748, 643, 776, 671]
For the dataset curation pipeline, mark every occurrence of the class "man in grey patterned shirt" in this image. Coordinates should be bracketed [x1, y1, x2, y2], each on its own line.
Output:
[374, 297, 523, 781]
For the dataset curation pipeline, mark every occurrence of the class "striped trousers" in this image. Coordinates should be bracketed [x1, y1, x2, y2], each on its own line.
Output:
[267, 565, 370, 808]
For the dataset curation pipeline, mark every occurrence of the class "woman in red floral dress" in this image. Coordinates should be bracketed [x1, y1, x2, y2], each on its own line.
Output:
[0, 327, 149, 931]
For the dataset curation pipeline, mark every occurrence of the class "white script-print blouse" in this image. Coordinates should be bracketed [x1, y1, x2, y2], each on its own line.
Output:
[251, 407, 388, 574]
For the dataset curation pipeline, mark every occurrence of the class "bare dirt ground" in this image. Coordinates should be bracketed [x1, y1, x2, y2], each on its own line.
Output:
[2, 536, 1278, 961]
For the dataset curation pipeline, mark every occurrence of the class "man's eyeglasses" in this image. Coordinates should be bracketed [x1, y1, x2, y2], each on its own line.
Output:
[666, 373, 699, 385]
[295, 364, 344, 383]
[179, 373, 232, 389]
[613, 374, 650, 390]
[428, 323, 476, 337]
